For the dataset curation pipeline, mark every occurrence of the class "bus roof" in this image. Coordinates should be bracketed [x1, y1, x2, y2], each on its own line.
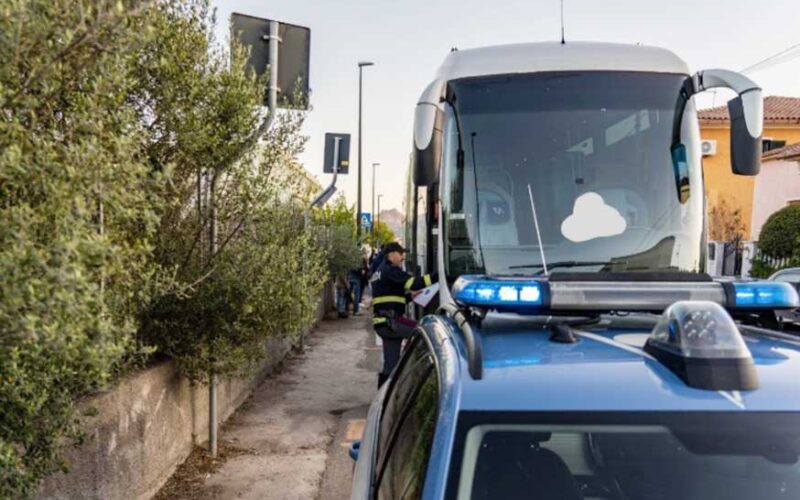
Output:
[435, 41, 690, 81]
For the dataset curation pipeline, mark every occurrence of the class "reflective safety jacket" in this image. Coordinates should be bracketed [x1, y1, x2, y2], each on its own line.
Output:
[370, 262, 437, 326]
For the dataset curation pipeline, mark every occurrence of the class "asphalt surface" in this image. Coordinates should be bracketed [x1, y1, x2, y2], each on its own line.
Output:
[160, 302, 381, 499]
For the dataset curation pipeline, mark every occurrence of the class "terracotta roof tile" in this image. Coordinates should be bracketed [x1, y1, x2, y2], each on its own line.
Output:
[763, 141, 800, 161]
[699, 96, 800, 124]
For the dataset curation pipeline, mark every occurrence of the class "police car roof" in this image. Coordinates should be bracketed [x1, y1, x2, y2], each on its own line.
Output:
[435, 41, 690, 81]
[441, 314, 800, 413]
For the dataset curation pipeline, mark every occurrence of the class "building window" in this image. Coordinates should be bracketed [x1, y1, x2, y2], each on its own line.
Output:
[762, 139, 786, 152]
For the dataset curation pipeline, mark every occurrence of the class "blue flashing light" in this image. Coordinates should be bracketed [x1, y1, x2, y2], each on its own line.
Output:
[733, 281, 800, 309]
[453, 276, 544, 309]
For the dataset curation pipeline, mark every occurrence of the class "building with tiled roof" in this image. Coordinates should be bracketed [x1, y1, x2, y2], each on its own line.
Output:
[699, 96, 800, 240]
[762, 141, 800, 162]
[699, 96, 800, 124]
[751, 141, 800, 239]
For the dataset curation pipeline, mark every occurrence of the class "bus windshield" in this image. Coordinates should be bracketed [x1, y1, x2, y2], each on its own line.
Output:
[441, 72, 704, 278]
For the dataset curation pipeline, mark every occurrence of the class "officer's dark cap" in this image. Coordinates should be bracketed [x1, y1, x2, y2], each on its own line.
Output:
[384, 242, 405, 255]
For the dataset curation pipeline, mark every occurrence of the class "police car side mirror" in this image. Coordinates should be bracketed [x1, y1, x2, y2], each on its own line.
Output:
[413, 79, 446, 187]
[693, 69, 763, 176]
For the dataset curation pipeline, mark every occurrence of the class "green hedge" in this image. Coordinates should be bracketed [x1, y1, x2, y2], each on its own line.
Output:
[758, 205, 800, 259]
[1, 1, 339, 496]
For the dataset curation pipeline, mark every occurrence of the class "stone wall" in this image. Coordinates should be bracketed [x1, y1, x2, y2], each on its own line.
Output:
[38, 282, 333, 500]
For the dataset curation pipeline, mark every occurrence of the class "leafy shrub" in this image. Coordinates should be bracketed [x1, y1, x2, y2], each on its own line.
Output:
[748, 258, 777, 279]
[0, 0, 334, 495]
[314, 196, 364, 278]
[0, 1, 161, 496]
[365, 219, 397, 249]
[143, 206, 327, 381]
[758, 205, 800, 259]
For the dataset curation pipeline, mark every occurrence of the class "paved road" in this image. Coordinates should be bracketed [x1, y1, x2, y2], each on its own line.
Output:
[161, 308, 381, 499]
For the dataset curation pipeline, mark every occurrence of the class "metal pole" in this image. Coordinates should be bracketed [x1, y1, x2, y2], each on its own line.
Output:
[371, 162, 379, 245]
[208, 373, 217, 456]
[267, 20, 280, 124]
[357, 61, 374, 240]
[205, 18, 282, 459]
[357, 66, 363, 238]
[377, 194, 383, 244]
[306, 137, 342, 223]
[208, 170, 219, 458]
[237, 21, 280, 162]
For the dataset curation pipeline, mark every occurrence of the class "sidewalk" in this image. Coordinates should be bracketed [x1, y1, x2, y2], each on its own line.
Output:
[155, 308, 379, 499]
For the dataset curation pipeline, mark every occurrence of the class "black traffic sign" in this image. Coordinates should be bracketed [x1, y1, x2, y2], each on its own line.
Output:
[323, 133, 351, 174]
[231, 13, 310, 109]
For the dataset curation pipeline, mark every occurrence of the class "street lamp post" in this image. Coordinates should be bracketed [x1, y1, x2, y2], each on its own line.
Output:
[377, 194, 384, 246]
[357, 61, 374, 240]
[371, 162, 380, 245]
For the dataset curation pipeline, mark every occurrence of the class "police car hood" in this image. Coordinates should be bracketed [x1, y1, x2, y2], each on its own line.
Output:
[454, 313, 800, 413]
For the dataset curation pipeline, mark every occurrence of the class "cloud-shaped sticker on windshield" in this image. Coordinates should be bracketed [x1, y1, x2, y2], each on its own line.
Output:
[561, 192, 627, 243]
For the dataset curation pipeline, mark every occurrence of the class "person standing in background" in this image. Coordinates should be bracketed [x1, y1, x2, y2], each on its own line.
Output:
[347, 266, 362, 315]
[359, 252, 370, 302]
[335, 274, 350, 319]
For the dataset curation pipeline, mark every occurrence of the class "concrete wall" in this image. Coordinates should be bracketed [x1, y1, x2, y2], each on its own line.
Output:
[38, 282, 334, 500]
[751, 158, 800, 239]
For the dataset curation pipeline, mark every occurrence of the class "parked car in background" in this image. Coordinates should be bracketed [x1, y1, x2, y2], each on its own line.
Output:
[769, 268, 800, 328]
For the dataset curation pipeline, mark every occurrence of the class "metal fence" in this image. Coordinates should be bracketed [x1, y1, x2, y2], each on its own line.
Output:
[708, 240, 793, 278]
[752, 246, 792, 270]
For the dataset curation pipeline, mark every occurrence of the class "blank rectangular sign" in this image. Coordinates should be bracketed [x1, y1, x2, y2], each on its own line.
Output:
[230, 13, 310, 109]
[323, 133, 351, 174]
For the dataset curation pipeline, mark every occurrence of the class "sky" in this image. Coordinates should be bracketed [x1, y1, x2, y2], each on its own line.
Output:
[212, 0, 800, 214]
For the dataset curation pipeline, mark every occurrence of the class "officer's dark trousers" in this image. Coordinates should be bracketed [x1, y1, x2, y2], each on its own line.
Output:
[381, 337, 403, 379]
[375, 324, 404, 377]
[375, 318, 416, 386]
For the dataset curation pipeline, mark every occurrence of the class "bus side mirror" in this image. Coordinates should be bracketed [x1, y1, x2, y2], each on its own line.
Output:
[728, 92, 762, 175]
[413, 79, 446, 187]
[694, 69, 763, 176]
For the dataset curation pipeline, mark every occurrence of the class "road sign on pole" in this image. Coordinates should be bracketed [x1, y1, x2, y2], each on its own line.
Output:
[360, 213, 372, 231]
[323, 133, 350, 174]
[230, 13, 311, 109]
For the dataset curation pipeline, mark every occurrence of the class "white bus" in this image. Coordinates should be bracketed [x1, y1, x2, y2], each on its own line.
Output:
[404, 42, 763, 310]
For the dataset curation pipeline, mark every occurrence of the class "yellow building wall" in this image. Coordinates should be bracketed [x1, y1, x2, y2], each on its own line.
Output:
[700, 125, 800, 239]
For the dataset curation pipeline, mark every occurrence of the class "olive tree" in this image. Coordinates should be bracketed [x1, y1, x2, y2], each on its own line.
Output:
[133, 0, 327, 456]
[0, 1, 160, 496]
[1, 0, 330, 494]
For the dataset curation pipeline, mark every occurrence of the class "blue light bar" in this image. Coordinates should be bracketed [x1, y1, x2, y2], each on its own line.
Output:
[452, 276, 544, 309]
[733, 281, 800, 309]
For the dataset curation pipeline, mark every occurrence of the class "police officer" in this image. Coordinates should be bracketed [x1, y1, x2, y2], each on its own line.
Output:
[370, 242, 437, 387]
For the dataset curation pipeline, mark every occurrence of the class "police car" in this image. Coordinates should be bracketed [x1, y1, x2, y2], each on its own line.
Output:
[350, 278, 800, 499]
[350, 42, 800, 499]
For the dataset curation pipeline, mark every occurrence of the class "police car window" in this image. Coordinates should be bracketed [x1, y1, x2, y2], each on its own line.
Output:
[378, 369, 439, 500]
[379, 337, 434, 464]
[449, 412, 800, 500]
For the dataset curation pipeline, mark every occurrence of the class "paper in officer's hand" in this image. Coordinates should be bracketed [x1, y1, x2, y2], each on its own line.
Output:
[412, 283, 440, 307]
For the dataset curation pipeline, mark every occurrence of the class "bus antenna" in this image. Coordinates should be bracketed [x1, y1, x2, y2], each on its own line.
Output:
[560, 0, 566, 44]
[527, 184, 549, 275]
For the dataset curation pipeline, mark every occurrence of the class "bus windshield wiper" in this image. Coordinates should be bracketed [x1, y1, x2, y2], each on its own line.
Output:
[507, 260, 615, 275]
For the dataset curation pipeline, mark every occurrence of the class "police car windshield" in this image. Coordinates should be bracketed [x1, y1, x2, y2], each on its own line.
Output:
[448, 412, 800, 500]
[441, 72, 703, 279]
